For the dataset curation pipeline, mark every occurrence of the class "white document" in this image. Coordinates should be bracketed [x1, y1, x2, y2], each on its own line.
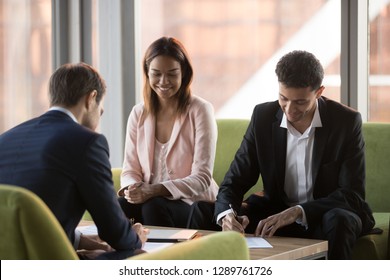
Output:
[245, 237, 273, 248]
[77, 225, 98, 235]
[143, 242, 174, 252]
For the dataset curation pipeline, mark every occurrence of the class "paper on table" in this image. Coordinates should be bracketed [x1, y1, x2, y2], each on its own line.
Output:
[77, 225, 97, 235]
[143, 242, 174, 252]
[245, 237, 273, 248]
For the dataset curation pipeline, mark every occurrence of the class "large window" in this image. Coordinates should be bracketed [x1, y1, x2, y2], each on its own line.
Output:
[139, 0, 341, 119]
[0, 0, 51, 133]
[0, 0, 389, 164]
[369, 0, 390, 122]
[139, 0, 390, 122]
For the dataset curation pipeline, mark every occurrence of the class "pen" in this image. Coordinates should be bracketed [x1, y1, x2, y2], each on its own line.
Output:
[229, 203, 238, 219]
[229, 203, 245, 234]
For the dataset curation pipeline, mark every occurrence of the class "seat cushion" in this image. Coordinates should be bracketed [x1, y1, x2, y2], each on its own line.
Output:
[352, 213, 390, 259]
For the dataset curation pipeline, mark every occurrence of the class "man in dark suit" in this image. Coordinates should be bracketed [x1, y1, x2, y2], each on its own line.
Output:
[188, 50, 374, 259]
[0, 62, 148, 259]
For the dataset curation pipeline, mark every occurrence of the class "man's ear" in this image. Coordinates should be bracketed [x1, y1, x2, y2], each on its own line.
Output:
[315, 86, 325, 99]
[85, 90, 97, 109]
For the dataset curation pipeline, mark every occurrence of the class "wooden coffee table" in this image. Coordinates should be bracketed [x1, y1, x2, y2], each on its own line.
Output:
[192, 228, 328, 260]
[78, 221, 328, 260]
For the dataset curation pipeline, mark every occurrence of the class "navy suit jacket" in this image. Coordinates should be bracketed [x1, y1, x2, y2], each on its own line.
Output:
[216, 97, 374, 234]
[0, 110, 141, 252]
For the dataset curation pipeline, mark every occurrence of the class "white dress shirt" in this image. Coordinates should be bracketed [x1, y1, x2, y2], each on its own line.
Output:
[280, 100, 322, 226]
[49, 106, 78, 123]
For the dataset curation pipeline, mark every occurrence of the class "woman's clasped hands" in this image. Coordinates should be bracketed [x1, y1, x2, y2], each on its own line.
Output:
[124, 182, 153, 204]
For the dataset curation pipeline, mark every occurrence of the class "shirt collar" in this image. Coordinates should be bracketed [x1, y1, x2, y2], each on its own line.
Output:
[280, 99, 322, 129]
[49, 106, 78, 123]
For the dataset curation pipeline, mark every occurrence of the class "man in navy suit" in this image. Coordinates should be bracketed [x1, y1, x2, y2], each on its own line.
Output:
[188, 51, 375, 259]
[0, 63, 148, 259]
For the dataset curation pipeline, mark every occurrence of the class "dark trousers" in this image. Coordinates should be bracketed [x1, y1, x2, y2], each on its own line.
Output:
[118, 196, 191, 228]
[188, 195, 362, 260]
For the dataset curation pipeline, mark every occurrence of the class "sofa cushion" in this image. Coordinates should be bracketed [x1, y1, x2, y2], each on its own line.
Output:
[363, 123, 390, 212]
[215, 119, 263, 198]
[352, 213, 390, 259]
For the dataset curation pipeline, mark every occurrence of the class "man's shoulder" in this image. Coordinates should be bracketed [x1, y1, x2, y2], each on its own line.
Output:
[254, 100, 280, 110]
[252, 100, 281, 119]
[319, 97, 361, 122]
[321, 96, 357, 111]
[38, 111, 107, 149]
[56, 122, 105, 147]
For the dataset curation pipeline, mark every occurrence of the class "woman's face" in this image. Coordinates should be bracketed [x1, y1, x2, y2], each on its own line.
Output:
[148, 55, 182, 101]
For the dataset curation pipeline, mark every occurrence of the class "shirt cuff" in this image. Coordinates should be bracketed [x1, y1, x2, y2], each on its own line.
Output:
[74, 229, 82, 250]
[120, 177, 137, 193]
[295, 205, 308, 229]
[216, 209, 233, 226]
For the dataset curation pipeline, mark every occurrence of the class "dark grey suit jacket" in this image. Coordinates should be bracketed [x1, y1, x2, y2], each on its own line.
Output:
[216, 97, 374, 233]
[0, 110, 141, 252]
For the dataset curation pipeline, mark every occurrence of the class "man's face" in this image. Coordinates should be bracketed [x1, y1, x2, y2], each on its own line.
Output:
[82, 92, 104, 131]
[278, 83, 323, 125]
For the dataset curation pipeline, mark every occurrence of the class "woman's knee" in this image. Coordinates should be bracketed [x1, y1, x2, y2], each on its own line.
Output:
[118, 196, 131, 215]
[142, 197, 168, 213]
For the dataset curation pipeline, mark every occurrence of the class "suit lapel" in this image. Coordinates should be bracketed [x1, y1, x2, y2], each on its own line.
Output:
[167, 112, 187, 153]
[312, 98, 329, 187]
[273, 109, 287, 191]
[144, 114, 156, 178]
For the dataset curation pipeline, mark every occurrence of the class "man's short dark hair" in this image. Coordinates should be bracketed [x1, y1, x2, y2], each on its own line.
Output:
[275, 50, 324, 91]
[49, 62, 106, 107]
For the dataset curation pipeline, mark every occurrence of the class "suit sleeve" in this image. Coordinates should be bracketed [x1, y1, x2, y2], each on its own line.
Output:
[77, 134, 142, 251]
[121, 106, 144, 189]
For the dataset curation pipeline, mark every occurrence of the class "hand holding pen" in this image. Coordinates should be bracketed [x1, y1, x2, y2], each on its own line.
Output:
[130, 218, 149, 247]
[221, 203, 250, 234]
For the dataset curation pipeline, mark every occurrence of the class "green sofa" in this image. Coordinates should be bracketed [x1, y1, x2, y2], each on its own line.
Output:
[214, 119, 390, 260]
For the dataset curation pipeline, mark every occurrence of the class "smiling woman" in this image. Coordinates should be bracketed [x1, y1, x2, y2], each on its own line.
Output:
[117, 37, 219, 228]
